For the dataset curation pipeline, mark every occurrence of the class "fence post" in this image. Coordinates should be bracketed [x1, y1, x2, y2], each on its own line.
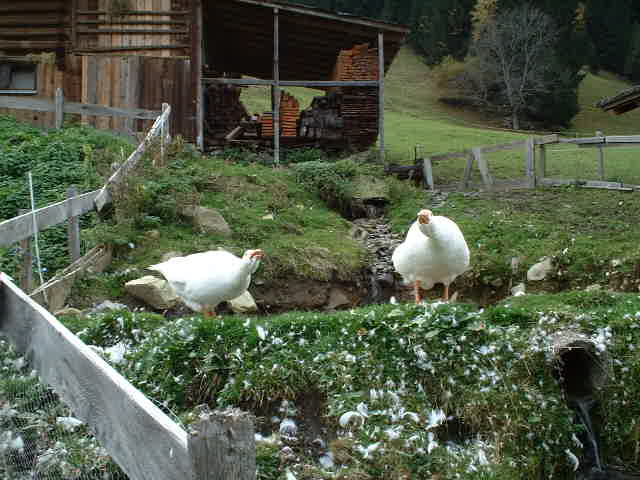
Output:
[188, 409, 255, 480]
[18, 209, 34, 292]
[55, 88, 64, 129]
[473, 147, 494, 190]
[461, 151, 474, 190]
[422, 157, 435, 191]
[67, 186, 81, 262]
[596, 130, 605, 180]
[525, 137, 535, 188]
[538, 143, 546, 179]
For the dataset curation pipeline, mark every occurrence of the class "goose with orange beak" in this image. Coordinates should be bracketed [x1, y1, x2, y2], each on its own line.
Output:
[392, 209, 469, 303]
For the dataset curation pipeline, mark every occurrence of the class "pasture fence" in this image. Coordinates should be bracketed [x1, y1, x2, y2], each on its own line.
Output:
[0, 104, 257, 479]
[412, 133, 640, 192]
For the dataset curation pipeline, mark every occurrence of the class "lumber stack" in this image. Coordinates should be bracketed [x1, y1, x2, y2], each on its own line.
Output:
[331, 43, 379, 82]
[260, 91, 300, 137]
[204, 83, 248, 146]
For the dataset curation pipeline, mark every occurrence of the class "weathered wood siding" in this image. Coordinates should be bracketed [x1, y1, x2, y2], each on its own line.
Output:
[80, 54, 193, 139]
[0, 1, 68, 52]
[75, 0, 189, 57]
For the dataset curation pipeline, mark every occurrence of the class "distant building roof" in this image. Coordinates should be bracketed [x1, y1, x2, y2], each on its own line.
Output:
[597, 85, 640, 114]
[205, 0, 410, 81]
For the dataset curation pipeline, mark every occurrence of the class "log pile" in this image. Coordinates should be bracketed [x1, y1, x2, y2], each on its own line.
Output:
[204, 83, 249, 147]
[260, 91, 300, 137]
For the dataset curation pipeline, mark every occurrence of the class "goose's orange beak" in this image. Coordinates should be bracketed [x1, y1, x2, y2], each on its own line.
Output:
[417, 209, 432, 225]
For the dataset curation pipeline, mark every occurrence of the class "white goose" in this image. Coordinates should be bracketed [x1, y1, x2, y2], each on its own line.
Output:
[392, 209, 469, 303]
[149, 249, 264, 317]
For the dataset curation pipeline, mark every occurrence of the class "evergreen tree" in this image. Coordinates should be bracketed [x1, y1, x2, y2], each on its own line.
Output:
[585, 0, 634, 73]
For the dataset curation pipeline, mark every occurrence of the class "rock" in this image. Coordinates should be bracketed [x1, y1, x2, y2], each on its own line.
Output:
[160, 251, 183, 262]
[229, 291, 258, 314]
[262, 213, 275, 220]
[181, 206, 232, 236]
[54, 307, 83, 317]
[326, 288, 352, 310]
[527, 257, 553, 281]
[511, 283, 526, 296]
[510, 257, 522, 274]
[125, 276, 178, 309]
[611, 258, 622, 268]
[585, 284, 602, 292]
[92, 300, 129, 312]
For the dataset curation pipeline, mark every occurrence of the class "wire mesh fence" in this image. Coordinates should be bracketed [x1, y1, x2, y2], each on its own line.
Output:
[0, 337, 127, 480]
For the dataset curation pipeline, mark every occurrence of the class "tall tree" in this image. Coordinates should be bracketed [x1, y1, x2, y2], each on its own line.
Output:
[584, 0, 634, 73]
[469, 4, 561, 129]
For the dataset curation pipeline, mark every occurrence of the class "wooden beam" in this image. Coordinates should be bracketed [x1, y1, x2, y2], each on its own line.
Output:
[78, 19, 187, 25]
[430, 150, 471, 162]
[230, 0, 409, 33]
[203, 78, 379, 87]
[596, 131, 605, 180]
[77, 28, 188, 34]
[462, 152, 474, 189]
[273, 7, 280, 166]
[0, 95, 160, 119]
[378, 30, 384, 163]
[77, 10, 188, 15]
[74, 44, 187, 52]
[539, 178, 635, 191]
[0, 273, 192, 480]
[54, 87, 64, 129]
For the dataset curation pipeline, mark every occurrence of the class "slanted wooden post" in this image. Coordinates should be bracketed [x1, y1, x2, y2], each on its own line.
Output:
[473, 147, 494, 190]
[422, 157, 435, 190]
[18, 209, 34, 292]
[462, 151, 474, 189]
[273, 7, 280, 166]
[596, 130, 605, 180]
[55, 88, 64, 129]
[378, 31, 385, 163]
[189, 409, 255, 480]
[67, 186, 81, 262]
[159, 103, 170, 166]
[525, 136, 535, 188]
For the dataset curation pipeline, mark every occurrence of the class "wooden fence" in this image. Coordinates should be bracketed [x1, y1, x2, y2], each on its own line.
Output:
[0, 104, 257, 479]
[418, 133, 640, 192]
[0, 87, 160, 132]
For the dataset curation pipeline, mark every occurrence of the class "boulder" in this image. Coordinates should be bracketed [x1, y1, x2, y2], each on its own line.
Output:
[527, 257, 553, 281]
[125, 276, 178, 309]
[229, 291, 259, 314]
[511, 283, 526, 296]
[326, 288, 352, 310]
[181, 206, 232, 236]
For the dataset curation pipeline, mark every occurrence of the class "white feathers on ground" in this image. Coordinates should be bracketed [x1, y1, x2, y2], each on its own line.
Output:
[357, 442, 381, 459]
[279, 418, 298, 437]
[285, 469, 297, 480]
[392, 209, 470, 302]
[339, 410, 366, 428]
[149, 249, 263, 316]
[426, 408, 446, 430]
[56, 416, 84, 431]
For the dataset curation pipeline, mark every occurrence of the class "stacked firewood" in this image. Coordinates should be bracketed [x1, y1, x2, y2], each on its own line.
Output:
[333, 43, 379, 150]
[260, 91, 300, 137]
[204, 83, 248, 146]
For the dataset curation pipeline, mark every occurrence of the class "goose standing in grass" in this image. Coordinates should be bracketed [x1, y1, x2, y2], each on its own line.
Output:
[392, 209, 469, 303]
[149, 249, 264, 317]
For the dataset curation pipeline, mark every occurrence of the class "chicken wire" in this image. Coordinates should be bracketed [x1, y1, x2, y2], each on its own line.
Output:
[0, 337, 127, 480]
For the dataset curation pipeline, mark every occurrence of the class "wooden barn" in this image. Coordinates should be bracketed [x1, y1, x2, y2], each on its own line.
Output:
[0, 0, 408, 157]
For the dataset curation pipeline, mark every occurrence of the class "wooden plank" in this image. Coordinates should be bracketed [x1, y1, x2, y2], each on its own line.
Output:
[480, 139, 526, 154]
[563, 136, 605, 145]
[538, 178, 634, 191]
[422, 157, 434, 190]
[606, 135, 640, 143]
[77, 27, 188, 34]
[0, 190, 100, 247]
[473, 147, 494, 189]
[525, 137, 535, 188]
[534, 134, 560, 145]
[378, 30, 384, 163]
[188, 410, 256, 480]
[77, 9, 189, 15]
[0, 273, 191, 480]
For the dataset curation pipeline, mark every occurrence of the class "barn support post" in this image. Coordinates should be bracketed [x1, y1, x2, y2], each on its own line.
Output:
[191, 0, 203, 150]
[67, 186, 81, 262]
[378, 31, 385, 163]
[18, 209, 34, 292]
[188, 409, 256, 480]
[55, 88, 64, 129]
[273, 7, 281, 166]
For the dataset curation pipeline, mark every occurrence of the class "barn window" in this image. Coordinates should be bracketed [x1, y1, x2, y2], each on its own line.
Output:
[0, 61, 37, 94]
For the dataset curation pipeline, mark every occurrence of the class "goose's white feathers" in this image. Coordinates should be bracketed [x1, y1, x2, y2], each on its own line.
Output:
[392, 210, 469, 293]
[149, 249, 263, 314]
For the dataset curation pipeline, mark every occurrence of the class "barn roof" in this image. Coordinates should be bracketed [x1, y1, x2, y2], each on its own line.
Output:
[204, 0, 410, 81]
[597, 85, 640, 115]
